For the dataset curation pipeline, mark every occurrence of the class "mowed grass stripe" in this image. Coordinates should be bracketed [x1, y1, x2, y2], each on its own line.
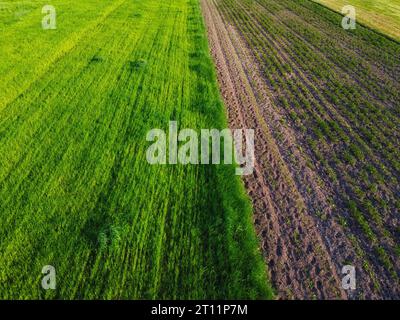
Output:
[0, 0, 273, 299]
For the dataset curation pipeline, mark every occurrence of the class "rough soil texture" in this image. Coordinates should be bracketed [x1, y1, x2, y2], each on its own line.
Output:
[200, 0, 396, 299]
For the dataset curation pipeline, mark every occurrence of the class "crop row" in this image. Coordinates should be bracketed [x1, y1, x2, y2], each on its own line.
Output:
[216, 0, 399, 287]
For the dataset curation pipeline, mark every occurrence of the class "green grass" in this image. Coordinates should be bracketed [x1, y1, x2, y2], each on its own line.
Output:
[0, 0, 273, 299]
[313, 0, 400, 41]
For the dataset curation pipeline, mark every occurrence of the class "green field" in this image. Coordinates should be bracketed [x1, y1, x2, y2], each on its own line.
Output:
[0, 0, 273, 299]
[314, 0, 400, 41]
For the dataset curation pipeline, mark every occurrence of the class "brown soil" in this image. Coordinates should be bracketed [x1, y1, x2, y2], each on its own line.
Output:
[200, 0, 388, 299]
